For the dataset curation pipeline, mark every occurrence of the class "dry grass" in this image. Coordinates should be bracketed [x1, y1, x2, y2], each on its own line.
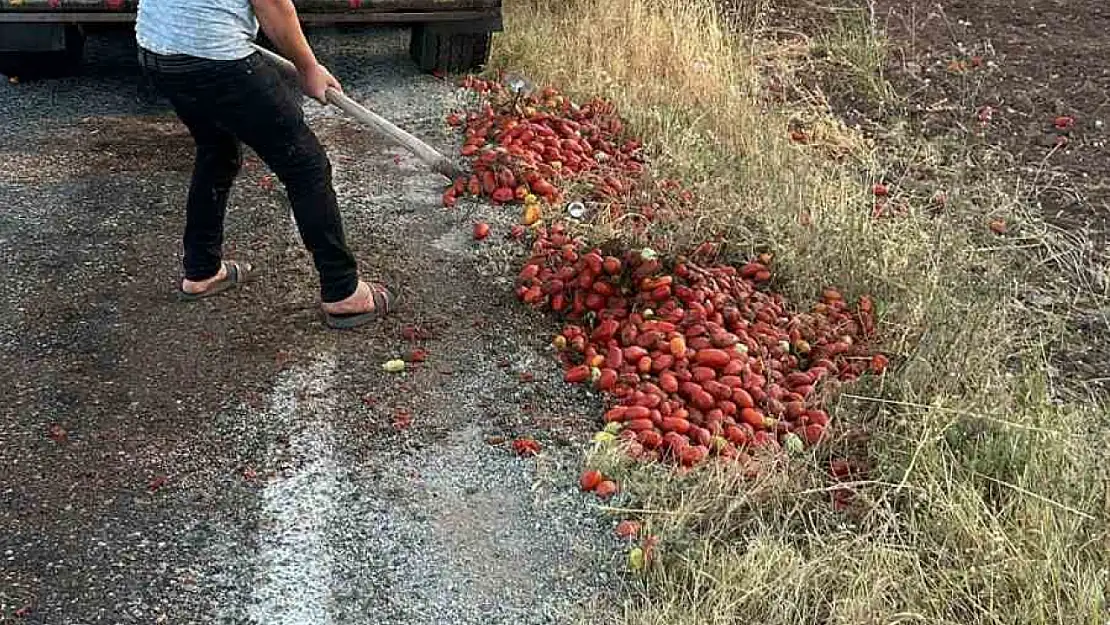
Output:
[488, 0, 1109, 623]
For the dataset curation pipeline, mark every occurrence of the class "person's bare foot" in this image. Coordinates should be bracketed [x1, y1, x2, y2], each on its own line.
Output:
[320, 280, 395, 329]
[177, 261, 253, 302]
[182, 263, 229, 295]
[321, 280, 378, 315]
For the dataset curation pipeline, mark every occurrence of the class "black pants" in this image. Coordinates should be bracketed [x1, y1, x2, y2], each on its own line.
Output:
[138, 47, 359, 303]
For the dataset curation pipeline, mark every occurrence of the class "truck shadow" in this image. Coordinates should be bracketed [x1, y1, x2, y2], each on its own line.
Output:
[1, 24, 426, 118]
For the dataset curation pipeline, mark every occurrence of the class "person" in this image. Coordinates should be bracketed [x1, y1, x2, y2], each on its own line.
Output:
[134, 0, 393, 329]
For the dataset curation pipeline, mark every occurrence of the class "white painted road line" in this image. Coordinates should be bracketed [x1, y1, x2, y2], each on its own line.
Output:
[245, 353, 340, 625]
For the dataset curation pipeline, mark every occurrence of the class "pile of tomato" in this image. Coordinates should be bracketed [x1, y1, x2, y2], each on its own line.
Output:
[448, 77, 885, 471]
[444, 76, 696, 229]
[517, 227, 882, 466]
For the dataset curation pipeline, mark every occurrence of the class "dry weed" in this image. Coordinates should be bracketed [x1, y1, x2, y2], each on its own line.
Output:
[490, 1, 1109, 622]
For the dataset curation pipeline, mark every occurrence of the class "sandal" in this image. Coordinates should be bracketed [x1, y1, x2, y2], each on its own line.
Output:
[177, 260, 253, 301]
[322, 282, 395, 329]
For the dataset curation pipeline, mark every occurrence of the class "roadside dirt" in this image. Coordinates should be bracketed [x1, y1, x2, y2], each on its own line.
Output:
[877, 0, 1109, 248]
[760, 0, 1109, 400]
[763, 0, 1108, 246]
[874, 0, 1109, 398]
[874, 0, 1109, 400]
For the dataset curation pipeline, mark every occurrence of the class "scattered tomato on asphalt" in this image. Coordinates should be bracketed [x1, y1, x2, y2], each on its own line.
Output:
[511, 437, 542, 456]
[47, 424, 67, 443]
[594, 480, 619, 499]
[392, 409, 413, 431]
[615, 520, 641, 538]
[579, 469, 603, 491]
[473, 222, 491, 240]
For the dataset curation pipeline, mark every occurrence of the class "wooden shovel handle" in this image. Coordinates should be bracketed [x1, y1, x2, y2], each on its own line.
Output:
[250, 42, 460, 180]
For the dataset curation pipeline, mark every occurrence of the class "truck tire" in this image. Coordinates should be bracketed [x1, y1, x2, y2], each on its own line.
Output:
[0, 25, 85, 80]
[409, 24, 491, 74]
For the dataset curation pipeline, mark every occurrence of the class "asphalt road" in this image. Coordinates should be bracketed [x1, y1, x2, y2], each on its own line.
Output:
[0, 27, 621, 625]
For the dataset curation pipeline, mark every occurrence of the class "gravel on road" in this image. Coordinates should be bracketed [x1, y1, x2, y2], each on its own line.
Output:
[0, 27, 624, 625]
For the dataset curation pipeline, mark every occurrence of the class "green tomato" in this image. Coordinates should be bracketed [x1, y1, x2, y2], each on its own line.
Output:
[627, 547, 645, 571]
[783, 432, 804, 455]
[593, 431, 616, 444]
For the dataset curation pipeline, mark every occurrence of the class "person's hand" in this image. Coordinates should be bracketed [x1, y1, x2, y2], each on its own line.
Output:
[298, 63, 342, 104]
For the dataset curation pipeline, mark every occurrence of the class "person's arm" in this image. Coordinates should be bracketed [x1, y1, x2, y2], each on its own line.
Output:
[249, 0, 341, 103]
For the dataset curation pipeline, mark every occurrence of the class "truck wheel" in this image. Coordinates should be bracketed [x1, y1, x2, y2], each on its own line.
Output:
[409, 25, 492, 75]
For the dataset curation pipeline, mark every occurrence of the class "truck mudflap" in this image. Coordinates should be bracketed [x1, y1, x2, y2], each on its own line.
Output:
[0, 22, 69, 52]
[0, 22, 83, 77]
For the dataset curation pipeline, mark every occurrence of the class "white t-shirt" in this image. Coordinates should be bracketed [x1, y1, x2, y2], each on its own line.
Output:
[136, 0, 259, 61]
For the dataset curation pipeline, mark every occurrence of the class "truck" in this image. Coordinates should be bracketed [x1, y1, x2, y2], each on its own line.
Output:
[0, 0, 502, 78]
